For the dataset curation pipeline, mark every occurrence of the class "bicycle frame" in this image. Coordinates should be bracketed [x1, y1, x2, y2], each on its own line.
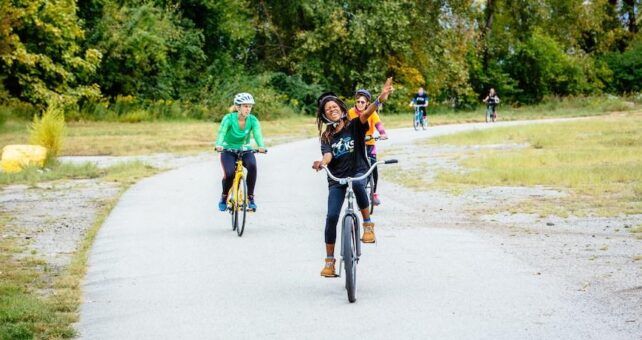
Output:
[219, 148, 264, 211]
[228, 158, 245, 210]
[321, 160, 397, 274]
[414, 105, 423, 122]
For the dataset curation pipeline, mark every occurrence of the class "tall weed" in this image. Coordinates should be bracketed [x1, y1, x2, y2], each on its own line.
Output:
[28, 106, 66, 161]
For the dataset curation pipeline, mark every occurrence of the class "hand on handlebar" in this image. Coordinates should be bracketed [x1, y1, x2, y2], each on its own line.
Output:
[312, 160, 325, 171]
[258, 147, 267, 153]
[215, 146, 223, 152]
[379, 134, 388, 140]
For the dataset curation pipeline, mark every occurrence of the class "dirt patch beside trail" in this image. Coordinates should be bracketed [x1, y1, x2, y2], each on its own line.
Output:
[1, 180, 119, 272]
[0, 153, 211, 295]
[380, 141, 642, 335]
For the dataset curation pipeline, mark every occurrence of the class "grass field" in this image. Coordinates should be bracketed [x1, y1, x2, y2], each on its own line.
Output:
[1, 96, 637, 157]
[426, 112, 642, 216]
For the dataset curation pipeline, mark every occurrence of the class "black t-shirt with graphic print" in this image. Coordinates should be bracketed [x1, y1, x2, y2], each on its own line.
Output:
[321, 118, 370, 186]
[412, 93, 429, 106]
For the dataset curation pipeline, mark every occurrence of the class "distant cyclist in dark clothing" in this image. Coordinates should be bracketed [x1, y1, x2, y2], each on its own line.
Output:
[483, 88, 500, 122]
[409, 87, 429, 118]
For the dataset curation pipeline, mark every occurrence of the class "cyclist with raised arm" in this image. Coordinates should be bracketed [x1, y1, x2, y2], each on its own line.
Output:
[483, 88, 500, 122]
[348, 89, 388, 206]
[312, 78, 393, 277]
[215, 93, 266, 212]
[409, 87, 429, 122]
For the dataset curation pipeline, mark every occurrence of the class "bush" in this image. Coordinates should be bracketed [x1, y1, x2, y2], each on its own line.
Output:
[603, 40, 642, 93]
[28, 105, 66, 161]
[0, 108, 6, 128]
[118, 110, 153, 123]
[268, 73, 324, 115]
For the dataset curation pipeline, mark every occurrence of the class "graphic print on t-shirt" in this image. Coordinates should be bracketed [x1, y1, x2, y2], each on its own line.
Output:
[331, 136, 354, 158]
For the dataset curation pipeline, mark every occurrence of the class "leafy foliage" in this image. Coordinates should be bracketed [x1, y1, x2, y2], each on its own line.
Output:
[1, 0, 641, 117]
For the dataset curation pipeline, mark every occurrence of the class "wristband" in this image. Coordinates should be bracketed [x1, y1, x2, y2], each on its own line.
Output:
[374, 97, 382, 108]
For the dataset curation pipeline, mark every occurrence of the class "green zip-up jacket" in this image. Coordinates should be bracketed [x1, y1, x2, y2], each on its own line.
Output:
[215, 112, 265, 150]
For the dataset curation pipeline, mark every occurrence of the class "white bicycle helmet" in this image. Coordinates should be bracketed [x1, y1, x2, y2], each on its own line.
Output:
[233, 92, 255, 105]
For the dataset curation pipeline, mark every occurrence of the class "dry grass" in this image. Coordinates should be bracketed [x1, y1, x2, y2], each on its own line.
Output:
[4, 99, 638, 157]
[1, 116, 318, 156]
[428, 112, 642, 216]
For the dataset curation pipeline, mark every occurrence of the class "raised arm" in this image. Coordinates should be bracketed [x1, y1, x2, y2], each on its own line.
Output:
[360, 77, 394, 124]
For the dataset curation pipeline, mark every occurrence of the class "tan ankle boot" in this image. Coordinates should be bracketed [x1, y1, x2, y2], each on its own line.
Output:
[361, 222, 376, 243]
[320, 258, 337, 277]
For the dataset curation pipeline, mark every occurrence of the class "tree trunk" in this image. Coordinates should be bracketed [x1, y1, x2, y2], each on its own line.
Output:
[482, 0, 496, 69]
[623, 0, 638, 33]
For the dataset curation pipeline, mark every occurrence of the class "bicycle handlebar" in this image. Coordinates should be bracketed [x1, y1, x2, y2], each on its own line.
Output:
[217, 148, 268, 155]
[364, 135, 386, 142]
[321, 159, 398, 184]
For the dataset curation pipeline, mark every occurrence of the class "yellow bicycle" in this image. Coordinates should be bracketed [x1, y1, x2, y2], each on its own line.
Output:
[221, 148, 264, 237]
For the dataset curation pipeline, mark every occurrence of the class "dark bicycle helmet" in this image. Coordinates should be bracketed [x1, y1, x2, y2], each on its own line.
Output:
[316, 92, 347, 126]
[355, 89, 372, 101]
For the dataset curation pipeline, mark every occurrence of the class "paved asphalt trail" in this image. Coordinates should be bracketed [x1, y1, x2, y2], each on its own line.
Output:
[78, 120, 628, 339]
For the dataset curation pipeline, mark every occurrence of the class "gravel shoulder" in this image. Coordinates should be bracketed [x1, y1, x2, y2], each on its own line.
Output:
[379, 127, 642, 335]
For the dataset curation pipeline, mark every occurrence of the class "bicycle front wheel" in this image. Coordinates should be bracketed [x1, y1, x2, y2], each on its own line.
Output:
[236, 177, 248, 237]
[342, 214, 359, 303]
[413, 114, 419, 130]
[229, 190, 236, 231]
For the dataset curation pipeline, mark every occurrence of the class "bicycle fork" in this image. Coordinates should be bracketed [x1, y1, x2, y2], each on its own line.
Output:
[338, 184, 362, 277]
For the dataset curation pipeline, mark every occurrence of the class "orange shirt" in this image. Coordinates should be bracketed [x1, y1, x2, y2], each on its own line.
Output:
[348, 108, 380, 146]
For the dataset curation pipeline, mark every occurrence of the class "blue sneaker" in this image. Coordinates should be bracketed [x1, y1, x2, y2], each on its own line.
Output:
[218, 195, 227, 212]
[248, 200, 257, 211]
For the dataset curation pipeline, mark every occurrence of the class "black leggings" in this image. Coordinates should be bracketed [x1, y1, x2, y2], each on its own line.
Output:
[366, 145, 378, 193]
[324, 178, 369, 244]
[220, 151, 257, 197]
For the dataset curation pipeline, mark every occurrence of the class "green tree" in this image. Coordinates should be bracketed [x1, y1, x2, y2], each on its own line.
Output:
[87, 2, 206, 99]
[0, 0, 101, 106]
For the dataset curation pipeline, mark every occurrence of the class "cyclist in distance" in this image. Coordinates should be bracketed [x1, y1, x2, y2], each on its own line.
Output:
[215, 93, 267, 212]
[409, 86, 429, 120]
[483, 88, 500, 121]
[348, 89, 388, 206]
[312, 78, 394, 277]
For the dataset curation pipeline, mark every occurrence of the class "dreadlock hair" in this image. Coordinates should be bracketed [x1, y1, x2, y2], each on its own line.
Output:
[316, 92, 349, 144]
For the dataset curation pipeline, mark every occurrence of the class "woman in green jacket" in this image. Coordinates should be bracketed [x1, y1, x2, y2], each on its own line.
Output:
[215, 93, 266, 211]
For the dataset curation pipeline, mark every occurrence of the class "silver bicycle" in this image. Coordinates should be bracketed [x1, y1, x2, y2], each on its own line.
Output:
[321, 159, 398, 303]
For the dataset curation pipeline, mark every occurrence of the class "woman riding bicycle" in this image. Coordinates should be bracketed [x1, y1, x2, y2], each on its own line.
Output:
[483, 88, 500, 122]
[312, 78, 394, 277]
[348, 89, 388, 206]
[215, 93, 266, 212]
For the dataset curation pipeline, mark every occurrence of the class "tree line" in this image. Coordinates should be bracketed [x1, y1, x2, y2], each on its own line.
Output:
[1, 0, 640, 120]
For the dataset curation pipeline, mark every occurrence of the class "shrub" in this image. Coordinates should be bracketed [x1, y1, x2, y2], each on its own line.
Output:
[28, 105, 66, 161]
[117, 110, 153, 123]
[603, 40, 642, 93]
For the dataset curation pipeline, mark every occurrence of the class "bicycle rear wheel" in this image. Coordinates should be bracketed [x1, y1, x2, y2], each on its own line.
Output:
[368, 175, 375, 215]
[342, 214, 358, 303]
[229, 190, 236, 231]
[236, 177, 248, 237]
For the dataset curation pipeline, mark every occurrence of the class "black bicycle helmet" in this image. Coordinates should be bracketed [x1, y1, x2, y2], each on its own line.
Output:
[316, 92, 348, 126]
